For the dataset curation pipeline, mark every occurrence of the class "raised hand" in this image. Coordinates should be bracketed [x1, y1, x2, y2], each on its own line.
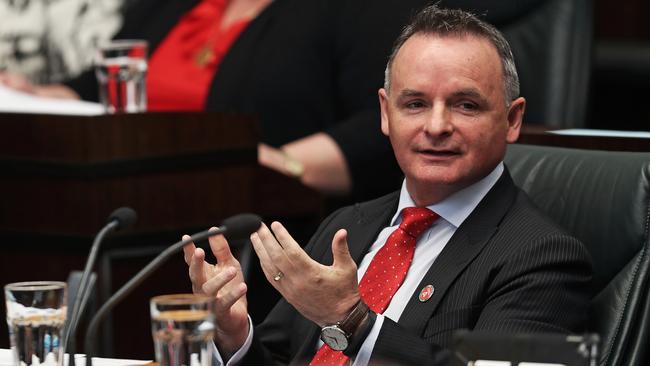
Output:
[182, 229, 249, 357]
[250, 222, 360, 326]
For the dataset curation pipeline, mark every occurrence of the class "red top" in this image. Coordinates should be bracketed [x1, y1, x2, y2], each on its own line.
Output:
[146, 0, 249, 111]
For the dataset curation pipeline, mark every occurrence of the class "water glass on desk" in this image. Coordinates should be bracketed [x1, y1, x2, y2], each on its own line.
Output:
[4, 281, 67, 366]
[150, 294, 216, 366]
[95, 40, 148, 114]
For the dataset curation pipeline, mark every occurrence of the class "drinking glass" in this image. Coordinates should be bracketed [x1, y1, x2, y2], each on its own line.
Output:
[95, 40, 148, 113]
[4, 281, 67, 366]
[150, 294, 216, 366]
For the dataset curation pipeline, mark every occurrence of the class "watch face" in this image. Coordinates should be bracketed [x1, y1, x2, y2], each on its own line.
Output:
[320, 326, 349, 351]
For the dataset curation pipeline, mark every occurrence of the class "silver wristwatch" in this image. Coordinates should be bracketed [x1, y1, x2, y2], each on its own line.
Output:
[320, 300, 370, 351]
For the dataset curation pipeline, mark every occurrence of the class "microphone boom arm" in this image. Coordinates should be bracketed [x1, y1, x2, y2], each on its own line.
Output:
[83, 229, 216, 366]
[65, 220, 118, 349]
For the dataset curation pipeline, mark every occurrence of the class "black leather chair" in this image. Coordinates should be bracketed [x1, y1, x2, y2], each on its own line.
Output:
[442, 0, 593, 127]
[504, 144, 650, 366]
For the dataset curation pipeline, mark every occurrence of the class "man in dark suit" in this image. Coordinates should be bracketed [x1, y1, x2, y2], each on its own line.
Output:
[182, 5, 592, 366]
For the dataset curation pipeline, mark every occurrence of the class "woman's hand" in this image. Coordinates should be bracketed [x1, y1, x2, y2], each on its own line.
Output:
[0, 72, 80, 99]
[257, 132, 352, 195]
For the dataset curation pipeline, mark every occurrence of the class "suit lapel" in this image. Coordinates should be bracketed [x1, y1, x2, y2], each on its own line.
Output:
[398, 170, 519, 335]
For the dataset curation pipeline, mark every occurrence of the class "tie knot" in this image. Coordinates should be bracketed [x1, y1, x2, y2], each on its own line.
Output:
[399, 207, 438, 238]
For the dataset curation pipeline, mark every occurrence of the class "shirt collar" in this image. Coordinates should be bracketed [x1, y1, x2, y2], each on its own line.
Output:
[392, 162, 504, 228]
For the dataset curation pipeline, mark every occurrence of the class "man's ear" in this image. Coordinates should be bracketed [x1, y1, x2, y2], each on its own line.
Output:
[506, 97, 525, 143]
[379, 88, 390, 137]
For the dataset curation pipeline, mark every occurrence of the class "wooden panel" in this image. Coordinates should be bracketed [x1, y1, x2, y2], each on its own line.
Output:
[0, 112, 260, 236]
[0, 112, 324, 359]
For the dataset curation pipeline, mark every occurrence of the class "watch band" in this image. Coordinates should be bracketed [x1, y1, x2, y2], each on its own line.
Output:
[338, 300, 370, 335]
[343, 310, 376, 356]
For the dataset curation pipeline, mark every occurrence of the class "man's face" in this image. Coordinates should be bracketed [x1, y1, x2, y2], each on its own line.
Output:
[379, 33, 525, 205]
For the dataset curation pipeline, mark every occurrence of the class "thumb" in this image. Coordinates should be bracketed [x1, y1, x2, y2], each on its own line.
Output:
[331, 229, 355, 269]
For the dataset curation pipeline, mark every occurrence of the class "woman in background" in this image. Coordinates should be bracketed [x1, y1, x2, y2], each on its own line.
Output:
[2, 0, 430, 200]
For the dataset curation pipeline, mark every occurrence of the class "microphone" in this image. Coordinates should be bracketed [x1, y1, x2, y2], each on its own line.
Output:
[83, 213, 262, 366]
[65, 207, 137, 366]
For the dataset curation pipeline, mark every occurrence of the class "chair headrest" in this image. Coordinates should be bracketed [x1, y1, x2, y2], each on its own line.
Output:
[505, 144, 650, 291]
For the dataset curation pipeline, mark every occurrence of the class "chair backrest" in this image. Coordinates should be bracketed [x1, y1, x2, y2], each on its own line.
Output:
[505, 144, 650, 366]
[497, 0, 593, 128]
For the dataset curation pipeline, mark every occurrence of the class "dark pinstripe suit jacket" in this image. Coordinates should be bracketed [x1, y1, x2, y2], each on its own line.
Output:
[241, 169, 592, 365]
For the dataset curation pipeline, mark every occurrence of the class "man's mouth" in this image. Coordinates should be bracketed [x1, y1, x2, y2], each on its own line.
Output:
[416, 148, 460, 157]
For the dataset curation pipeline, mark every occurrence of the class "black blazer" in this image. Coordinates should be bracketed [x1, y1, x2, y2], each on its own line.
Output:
[241, 169, 592, 365]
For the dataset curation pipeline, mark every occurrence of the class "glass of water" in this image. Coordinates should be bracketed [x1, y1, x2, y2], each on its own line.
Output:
[95, 40, 148, 113]
[150, 294, 216, 366]
[4, 281, 67, 366]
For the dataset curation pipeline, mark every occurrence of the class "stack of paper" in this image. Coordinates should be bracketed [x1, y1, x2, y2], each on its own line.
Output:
[0, 84, 104, 116]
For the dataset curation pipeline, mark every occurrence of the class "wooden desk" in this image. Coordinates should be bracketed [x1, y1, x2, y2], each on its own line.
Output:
[0, 112, 324, 358]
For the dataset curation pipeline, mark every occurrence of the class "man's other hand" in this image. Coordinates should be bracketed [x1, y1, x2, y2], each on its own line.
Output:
[182, 229, 249, 357]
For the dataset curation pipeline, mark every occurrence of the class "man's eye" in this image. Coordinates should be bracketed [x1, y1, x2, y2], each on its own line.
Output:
[458, 102, 478, 111]
[405, 101, 425, 109]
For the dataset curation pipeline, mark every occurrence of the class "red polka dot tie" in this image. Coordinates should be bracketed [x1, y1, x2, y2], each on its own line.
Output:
[309, 207, 439, 366]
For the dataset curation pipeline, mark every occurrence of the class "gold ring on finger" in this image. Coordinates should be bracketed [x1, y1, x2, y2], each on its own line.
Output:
[273, 271, 284, 281]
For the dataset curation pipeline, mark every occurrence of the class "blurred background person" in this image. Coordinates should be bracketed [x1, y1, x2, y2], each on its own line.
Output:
[0, 0, 438, 325]
[0, 0, 123, 83]
[2, 0, 432, 203]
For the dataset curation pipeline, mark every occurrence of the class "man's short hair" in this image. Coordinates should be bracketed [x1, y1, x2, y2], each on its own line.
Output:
[384, 5, 520, 106]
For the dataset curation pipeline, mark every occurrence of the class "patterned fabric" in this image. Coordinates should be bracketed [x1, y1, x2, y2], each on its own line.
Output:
[309, 207, 439, 366]
[0, 0, 123, 83]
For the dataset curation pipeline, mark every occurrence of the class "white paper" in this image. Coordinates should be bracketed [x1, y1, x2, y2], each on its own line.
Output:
[473, 361, 511, 366]
[0, 349, 151, 366]
[0, 84, 104, 116]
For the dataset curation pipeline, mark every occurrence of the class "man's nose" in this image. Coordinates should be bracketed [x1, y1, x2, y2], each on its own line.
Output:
[424, 105, 454, 136]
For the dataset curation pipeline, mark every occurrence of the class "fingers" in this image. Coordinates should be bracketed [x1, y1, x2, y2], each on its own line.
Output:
[202, 267, 235, 295]
[269, 222, 311, 263]
[201, 267, 247, 312]
[215, 282, 247, 314]
[182, 235, 196, 265]
[254, 222, 300, 276]
[250, 230, 277, 284]
[256, 223, 286, 264]
[252, 221, 322, 289]
[0, 73, 33, 93]
[188, 247, 208, 293]
[208, 228, 235, 264]
[257, 221, 309, 266]
[331, 229, 355, 268]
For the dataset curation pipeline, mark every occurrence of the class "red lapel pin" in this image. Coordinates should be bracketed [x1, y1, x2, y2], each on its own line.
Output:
[418, 284, 434, 302]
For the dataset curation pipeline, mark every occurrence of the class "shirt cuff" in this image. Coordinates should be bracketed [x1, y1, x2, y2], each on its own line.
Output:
[351, 314, 385, 366]
[212, 315, 254, 366]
